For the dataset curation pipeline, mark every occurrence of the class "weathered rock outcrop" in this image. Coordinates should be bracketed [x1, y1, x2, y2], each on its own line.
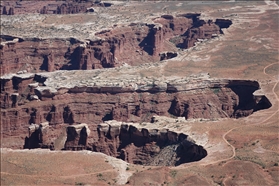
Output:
[64, 123, 90, 150]
[0, 14, 231, 74]
[0, 36, 82, 75]
[160, 52, 178, 61]
[40, 1, 110, 15]
[0, 0, 112, 15]
[23, 119, 207, 166]
[0, 70, 272, 150]
[91, 120, 207, 166]
[24, 122, 50, 149]
[0, 6, 14, 15]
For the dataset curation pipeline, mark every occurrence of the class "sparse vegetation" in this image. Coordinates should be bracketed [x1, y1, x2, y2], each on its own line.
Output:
[97, 173, 106, 181]
[215, 180, 224, 186]
[169, 36, 182, 46]
[212, 88, 221, 94]
[170, 170, 177, 178]
[234, 156, 266, 169]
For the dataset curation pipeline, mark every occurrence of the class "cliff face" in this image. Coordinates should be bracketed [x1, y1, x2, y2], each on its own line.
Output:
[1, 89, 237, 133]
[0, 37, 82, 75]
[23, 119, 207, 166]
[0, 70, 272, 150]
[0, 6, 14, 15]
[40, 1, 112, 15]
[40, 2, 89, 15]
[0, 70, 271, 166]
[0, 1, 112, 15]
[91, 120, 207, 166]
[1, 86, 270, 133]
[64, 123, 90, 150]
[0, 15, 232, 74]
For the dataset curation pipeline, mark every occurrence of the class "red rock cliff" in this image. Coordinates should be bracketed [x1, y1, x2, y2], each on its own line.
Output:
[0, 15, 232, 74]
[0, 71, 271, 149]
[0, 0, 111, 15]
[0, 37, 82, 74]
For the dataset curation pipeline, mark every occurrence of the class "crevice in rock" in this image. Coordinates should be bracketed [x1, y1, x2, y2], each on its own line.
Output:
[63, 106, 75, 124]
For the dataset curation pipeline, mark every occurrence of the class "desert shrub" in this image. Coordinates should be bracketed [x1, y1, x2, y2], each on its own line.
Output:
[170, 170, 177, 178]
[212, 88, 221, 94]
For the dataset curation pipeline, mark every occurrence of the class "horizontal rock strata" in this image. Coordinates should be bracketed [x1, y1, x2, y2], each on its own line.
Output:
[24, 119, 207, 166]
[93, 120, 207, 166]
[0, 14, 231, 74]
[0, 70, 271, 149]
[0, 0, 112, 15]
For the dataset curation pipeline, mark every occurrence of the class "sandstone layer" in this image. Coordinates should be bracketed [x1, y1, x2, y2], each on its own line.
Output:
[0, 67, 272, 151]
[86, 120, 206, 166]
[0, 0, 112, 15]
[23, 117, 207, 166]
[1, 0, 278, 185]
[0, 13, 231, 74]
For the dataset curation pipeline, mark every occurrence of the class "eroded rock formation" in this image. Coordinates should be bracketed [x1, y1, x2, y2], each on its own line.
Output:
[0, 14, 231, 74]
[0, 6, 14, 15]
[64, 123, 90, 150]
[23, 119, 207, 166]
[0, 70, 272, 150]
[0, 0, 112, 15]
[91, 120, 207, 166]
[0, 36, 82, 75]
[160, 52, 178, 61]
[24, 122, 50, 149]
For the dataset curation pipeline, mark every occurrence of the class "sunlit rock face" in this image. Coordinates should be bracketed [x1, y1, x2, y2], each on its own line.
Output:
[0, 14, 231, 75]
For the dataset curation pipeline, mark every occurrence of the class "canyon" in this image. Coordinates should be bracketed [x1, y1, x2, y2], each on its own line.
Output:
[1, 70, 271, 126]
[0, 68, 272, 165]
[25, 119, 207, 166]
[1, 1, 278, 185]
[0, 14, 232, 74]
[0, 6, 272, 167]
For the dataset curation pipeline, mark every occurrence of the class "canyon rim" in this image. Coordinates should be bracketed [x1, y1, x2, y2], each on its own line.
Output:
[1, 0, 279, 186]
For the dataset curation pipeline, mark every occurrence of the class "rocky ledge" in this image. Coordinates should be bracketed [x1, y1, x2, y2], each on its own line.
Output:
[0, 0, 113, 15]
[24, 118, 207, 166]
[0, 12, 232, 74]
[0, 69, 264, 99]
[0, 68, 272, 150]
